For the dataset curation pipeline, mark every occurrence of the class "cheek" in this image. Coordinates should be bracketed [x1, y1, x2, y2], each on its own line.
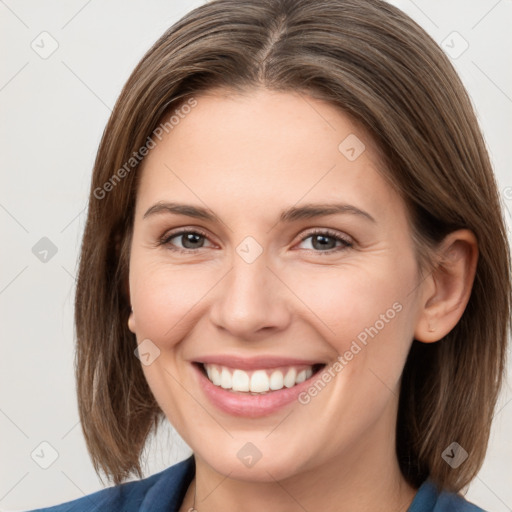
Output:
[129, 258, 218, 345]
[287, 260, 413, 353]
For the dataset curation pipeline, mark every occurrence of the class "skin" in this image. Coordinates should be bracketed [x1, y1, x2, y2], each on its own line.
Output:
[127, 87, 478, 512]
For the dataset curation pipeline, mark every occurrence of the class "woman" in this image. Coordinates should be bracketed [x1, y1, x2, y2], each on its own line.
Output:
[27, 0, 510, 510]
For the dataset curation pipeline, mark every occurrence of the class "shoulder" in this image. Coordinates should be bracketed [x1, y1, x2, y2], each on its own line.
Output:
[409, 479, 488, 512]
[23, 455, 195, 512]
[435, 489, 487, 512]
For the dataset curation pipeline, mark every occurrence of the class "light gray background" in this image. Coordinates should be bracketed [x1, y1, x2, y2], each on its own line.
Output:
[1, 1, 511, 510]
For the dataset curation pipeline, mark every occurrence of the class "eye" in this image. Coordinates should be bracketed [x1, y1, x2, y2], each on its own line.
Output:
[296, 229, 353, 255]
[159, 227, 353, 256]
[159, 228, 213, 253]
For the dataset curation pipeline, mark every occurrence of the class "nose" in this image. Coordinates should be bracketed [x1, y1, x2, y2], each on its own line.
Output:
[209, 248, 291, 339]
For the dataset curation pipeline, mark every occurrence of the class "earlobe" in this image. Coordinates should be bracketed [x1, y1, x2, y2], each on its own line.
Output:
[128, 307, 136, 333]
[414, 229, 478, 343]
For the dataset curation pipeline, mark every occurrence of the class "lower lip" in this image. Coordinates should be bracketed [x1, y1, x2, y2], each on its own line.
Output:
[193, 363, 321, 418]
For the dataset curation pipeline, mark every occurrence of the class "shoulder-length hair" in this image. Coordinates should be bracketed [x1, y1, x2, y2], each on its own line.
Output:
[74, 0, 511, 492]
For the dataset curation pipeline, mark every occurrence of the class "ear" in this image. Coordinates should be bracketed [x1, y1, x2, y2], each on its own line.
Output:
[116, 230, 136, 333]
[128, 306, 136, 333]
[122, 273, 136, 333]
[414, 229, 478, 343]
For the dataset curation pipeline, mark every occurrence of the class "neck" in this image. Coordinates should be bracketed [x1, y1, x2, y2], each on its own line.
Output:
[180, 416, 418, 512]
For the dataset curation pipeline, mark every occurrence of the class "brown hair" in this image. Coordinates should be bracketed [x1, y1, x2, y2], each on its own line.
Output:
[74, 0, 511, 492]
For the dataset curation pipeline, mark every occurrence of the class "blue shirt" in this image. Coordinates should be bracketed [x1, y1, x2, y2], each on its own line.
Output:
[25, 455, 486, 512]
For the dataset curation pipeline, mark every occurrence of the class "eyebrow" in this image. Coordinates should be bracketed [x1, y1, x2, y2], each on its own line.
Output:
[143, 201, 376, 224]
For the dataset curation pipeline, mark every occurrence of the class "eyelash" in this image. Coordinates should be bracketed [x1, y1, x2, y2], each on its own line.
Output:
[158, 228, 353, 256]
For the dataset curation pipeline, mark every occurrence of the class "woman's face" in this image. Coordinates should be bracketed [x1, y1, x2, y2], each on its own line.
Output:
[128, 87, 425, 481]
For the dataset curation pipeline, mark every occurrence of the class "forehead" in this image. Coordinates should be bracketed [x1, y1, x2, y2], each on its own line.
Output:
[134, 88, 402, 222]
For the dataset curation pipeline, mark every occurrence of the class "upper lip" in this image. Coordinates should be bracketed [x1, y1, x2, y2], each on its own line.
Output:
[193, 354, 325, 370]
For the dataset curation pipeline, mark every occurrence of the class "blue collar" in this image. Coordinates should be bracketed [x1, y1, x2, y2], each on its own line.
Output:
[137, 457, 483, 512]
[407, 479, 439, 512]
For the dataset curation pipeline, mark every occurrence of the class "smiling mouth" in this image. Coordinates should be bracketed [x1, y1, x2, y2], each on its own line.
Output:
[195, 362, 325, 394]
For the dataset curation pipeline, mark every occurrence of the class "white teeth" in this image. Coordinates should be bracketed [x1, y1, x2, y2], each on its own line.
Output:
[220, 367, 232, 389]
[269, 370, 284, 390]
[296, 369, 307, 383]
[283, 368, 297, 388]
[250, 370, 270, 392]
[211, 366, 221, 386]
[232, 369, 249, 392]
[203, 363, 317, 393]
